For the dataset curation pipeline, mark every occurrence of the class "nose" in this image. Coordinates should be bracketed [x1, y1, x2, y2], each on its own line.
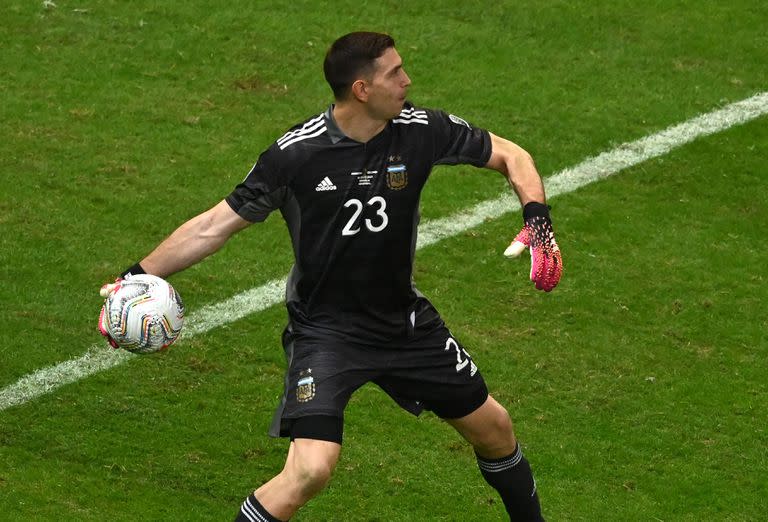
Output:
[402, 70, 411, 87]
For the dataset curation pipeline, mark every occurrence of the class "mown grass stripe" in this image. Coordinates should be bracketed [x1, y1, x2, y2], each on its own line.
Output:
[1, 92, 766, 413]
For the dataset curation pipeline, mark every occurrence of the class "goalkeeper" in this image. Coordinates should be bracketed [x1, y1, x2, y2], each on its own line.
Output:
[103, 31, 562, 521]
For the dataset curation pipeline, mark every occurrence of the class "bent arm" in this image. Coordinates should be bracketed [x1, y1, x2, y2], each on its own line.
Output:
[139, 199, 252, 278]
[485, 132, 546, 206]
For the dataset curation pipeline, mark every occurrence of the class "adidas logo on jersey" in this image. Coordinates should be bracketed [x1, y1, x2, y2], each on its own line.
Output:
[315, 176, 337, 191]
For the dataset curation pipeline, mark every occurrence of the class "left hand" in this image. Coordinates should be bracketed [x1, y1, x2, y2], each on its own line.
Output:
[504, 212, 562, 292]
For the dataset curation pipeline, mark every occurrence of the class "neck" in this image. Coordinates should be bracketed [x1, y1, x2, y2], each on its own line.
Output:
[332, 103, 387, 143]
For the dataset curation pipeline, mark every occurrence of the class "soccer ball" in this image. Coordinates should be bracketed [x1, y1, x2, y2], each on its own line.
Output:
[99, 274, 185, 354]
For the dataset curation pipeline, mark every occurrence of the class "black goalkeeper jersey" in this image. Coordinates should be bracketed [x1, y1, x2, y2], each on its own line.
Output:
[226, 102, 492, 343]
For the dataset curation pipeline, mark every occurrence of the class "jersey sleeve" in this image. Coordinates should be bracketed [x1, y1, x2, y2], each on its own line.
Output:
[225, 144, 291, 223]
[429, 110, 492, 167]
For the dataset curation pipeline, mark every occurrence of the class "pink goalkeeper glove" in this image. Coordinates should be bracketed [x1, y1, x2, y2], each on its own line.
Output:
[504, 202, 562, 292]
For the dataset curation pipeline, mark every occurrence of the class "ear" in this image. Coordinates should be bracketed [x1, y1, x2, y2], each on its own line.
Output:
[351, 79, 368, 102]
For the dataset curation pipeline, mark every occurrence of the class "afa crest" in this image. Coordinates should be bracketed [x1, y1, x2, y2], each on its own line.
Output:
[296, 369, 315, 403]
[386, 163, 408, 190]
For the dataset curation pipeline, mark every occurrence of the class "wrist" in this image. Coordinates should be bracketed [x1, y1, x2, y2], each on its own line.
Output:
[120, 263, 146, 279]
[522, 201, 550, 221]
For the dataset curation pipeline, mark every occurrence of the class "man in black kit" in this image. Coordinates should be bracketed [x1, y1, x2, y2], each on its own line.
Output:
[101, 32, 562, 521]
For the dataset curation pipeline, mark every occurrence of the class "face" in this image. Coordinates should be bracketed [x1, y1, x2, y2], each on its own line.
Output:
[362, 47, 411, 119]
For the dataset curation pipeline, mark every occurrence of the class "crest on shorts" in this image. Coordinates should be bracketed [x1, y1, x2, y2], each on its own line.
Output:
[296, 369, 315, 403]
[386, 155, 408, 190]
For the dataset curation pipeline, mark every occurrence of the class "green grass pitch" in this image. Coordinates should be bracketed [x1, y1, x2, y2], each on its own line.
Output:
[1, 1, 767, 520]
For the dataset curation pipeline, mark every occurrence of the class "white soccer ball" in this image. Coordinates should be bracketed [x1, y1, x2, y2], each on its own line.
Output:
[100, 274, 185, 354]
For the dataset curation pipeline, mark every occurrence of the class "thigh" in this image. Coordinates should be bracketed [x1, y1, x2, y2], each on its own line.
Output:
[375, 327, 489, 419]
[285, 437, 342, 476]
[271, 325, 382, 437]
[444, 395, 517, 458]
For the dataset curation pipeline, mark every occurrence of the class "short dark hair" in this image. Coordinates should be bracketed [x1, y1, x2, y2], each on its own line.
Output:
[323, 32, 396, 100]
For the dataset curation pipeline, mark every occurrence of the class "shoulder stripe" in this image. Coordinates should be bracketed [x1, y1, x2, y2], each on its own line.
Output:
[278, 125, 327, 150]
[395, 113, 428, 120]
[393, 117, 429, 125]
[393, 107, 429, 125]
[277, 114, 325, 146]
[397, 107, 428, 118]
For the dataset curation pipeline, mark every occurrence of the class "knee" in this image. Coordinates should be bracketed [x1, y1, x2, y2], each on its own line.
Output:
[474, 406, 516, 457]
[290, 455, 335, 498]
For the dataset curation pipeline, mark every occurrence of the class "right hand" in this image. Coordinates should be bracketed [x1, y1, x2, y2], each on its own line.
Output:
[98, 279, 122, 349]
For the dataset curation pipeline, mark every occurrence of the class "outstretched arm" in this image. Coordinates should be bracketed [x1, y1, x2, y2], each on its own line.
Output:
[99, 199, 252, 348]
[485, 132, 546, 206]
[484, 132, 562, 292]
[136, 199, 252, 278]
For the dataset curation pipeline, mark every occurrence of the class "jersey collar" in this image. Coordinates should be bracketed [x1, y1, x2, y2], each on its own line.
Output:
[324, 105, 347, 144]
[324, 104, 394, 146]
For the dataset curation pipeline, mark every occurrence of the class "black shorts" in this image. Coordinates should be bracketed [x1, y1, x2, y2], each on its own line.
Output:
[268, 322, 489, 441]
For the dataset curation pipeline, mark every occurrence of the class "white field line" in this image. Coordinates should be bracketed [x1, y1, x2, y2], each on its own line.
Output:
[1, 92, 766, 413]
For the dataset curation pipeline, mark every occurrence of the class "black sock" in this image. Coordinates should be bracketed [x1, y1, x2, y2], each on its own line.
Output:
[477, 443, 544, 521]
[235, 493, 286, 522]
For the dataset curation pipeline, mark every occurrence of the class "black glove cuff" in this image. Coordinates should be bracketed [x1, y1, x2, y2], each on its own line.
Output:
[523, 202, 551, 221]
[120, 263, 146, 279]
